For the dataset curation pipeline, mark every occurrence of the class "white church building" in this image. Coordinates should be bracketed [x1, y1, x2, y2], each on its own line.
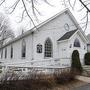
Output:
[0, 9, 88, 72]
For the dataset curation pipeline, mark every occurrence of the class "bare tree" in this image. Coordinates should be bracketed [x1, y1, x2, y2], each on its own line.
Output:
[0, 0, 51, 28]
[63, 0, 90, 32]
[0, 13, 15, 46]
[0, 0, 89, 32]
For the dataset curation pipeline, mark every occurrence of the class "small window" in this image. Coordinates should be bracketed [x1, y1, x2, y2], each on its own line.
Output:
[11, 45, 13, 58]
[37, 44, 42, 53]
[84, 46, 86, 50]
[5, 48, 7, 58]
[23, 68, 25, 71]
[22, 39, 26, 58]
[74, 38, 80, 47]
[69, 44, 72, 48]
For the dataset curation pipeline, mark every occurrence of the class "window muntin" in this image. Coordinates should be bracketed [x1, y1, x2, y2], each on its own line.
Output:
[44, 38, 53, 58]
[22, 39, 26, 58]
[74, 38, 80, 47]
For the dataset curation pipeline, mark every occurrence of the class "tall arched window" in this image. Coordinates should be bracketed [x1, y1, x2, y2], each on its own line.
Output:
[11, 45, 13, 58]
[74, 38, 80, 47]
[22, 39, 26, 58]
[44, 38, 53, 58]
[1, 49, 3, 59]
[5, 48, 7, 58]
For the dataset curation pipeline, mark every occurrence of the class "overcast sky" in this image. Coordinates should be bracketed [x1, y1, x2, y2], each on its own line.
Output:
[0, 0, 90, 36]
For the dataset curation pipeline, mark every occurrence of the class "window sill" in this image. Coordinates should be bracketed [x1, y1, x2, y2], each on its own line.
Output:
[22, 57, 26, 59]
[44, 57, 53, 59]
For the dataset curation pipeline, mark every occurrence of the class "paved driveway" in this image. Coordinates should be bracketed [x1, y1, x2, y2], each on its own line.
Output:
[73, 84, 90, 90]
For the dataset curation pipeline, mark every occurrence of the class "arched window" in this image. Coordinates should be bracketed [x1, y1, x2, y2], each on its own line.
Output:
[22, 39, 26, 58]
[74, 38, 80, 47]
[1, 49, 3, 59]
[44, 38, 53, 58]
[5, 48, 7, 58]
[11, 45, 13, 58]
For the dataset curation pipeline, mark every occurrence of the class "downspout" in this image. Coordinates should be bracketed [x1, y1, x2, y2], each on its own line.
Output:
[31, 32, 34, 60]
[0, 30, 5, 70]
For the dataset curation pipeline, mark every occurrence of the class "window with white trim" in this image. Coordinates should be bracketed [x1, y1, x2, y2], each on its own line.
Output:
[37, 44, 42, 53]
[74, 38, 80, 47]
[5, 48, 7, 58]
[11, 45, 13, 58]
[1, 49, 3, 59]
[22, 39, 26, 58]
[44, 38, 53, 58]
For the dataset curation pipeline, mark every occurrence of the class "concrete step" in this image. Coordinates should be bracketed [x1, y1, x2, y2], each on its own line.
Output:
[83, 67, 90, 69]
[83, 70, 90, 72]
[83, 68, 90, 70]
[82, 65, 90, 77]
[83, 65, 90, 68]
[83, 69, 90, 71]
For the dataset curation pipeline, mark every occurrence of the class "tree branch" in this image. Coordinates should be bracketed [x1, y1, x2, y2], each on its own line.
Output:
[18, 10, 25, 23]
[79, 0, 90, 12]
[22, 0, 37, 29]
[84, 11, 89, 32]
[8, 0, 20, 14]
[0, 0, 5, 6]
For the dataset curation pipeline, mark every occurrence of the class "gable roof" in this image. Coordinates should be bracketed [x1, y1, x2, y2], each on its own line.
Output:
[58, 29, 88, 43]
[58, 29, 77, 41]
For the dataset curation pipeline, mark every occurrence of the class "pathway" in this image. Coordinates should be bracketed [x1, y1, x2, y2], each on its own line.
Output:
[76, 76, 90, 83]
[73, 83, 90, 90]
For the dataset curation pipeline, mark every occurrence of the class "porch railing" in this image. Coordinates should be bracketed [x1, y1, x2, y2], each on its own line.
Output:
[0, 58, 71, 73]
[1, 58, 71, 66]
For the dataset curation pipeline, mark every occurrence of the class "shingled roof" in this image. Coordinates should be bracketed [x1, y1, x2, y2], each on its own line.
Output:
[58, 29, 78, 41]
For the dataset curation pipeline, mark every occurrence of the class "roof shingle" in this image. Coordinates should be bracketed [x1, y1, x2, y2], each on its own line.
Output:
[58, 29, 78, 41]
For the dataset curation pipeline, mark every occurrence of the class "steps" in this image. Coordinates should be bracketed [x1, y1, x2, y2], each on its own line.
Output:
[82, 65, 90, 77]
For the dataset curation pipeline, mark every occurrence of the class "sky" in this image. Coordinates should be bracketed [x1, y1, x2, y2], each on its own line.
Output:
[0, 0, 90, 36]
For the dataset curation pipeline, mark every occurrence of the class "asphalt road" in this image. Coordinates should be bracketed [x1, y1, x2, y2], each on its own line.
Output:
[73, 83, 90, 90]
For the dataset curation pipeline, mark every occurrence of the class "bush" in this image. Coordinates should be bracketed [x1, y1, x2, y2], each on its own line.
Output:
[84, 52, 90, 65]
[0, 69, 77, 90]
[0, 72, 55, 90]
[71, 50, 83, 74]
